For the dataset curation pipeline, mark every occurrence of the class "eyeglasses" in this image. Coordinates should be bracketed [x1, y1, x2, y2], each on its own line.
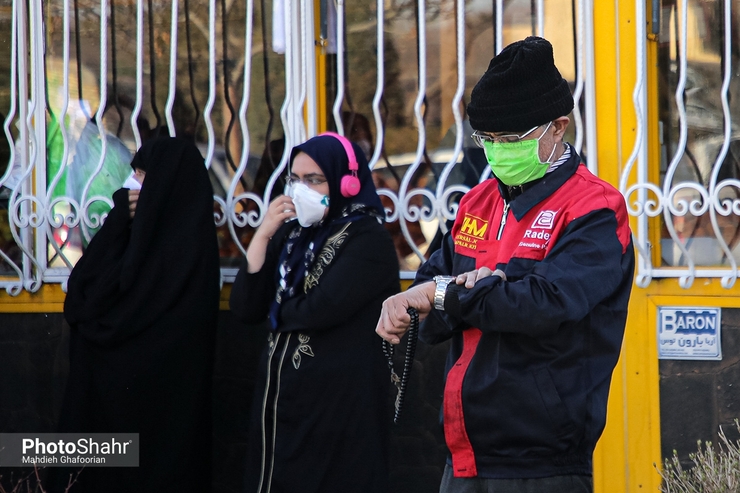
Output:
[286, 174, 328, 187]
[471, 125, 542, 148]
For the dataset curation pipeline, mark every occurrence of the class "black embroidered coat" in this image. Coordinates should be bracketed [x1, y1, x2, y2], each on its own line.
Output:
[230, 215, 399, 493]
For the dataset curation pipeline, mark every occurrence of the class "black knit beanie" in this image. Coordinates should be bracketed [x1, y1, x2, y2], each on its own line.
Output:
[467, 36, 574, 132]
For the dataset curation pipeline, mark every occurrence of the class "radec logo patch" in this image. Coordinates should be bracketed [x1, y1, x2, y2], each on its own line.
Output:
[519, 210, 557, 250]
[531, 210, 557, 229]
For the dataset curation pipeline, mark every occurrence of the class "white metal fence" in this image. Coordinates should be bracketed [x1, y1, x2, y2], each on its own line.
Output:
[0, 0, 737, 295]
[622, 0, 740, 288]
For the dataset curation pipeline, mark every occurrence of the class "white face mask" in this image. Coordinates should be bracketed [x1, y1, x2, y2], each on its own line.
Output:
[123, 172, 142, 190]
[288, 183, 330, 227]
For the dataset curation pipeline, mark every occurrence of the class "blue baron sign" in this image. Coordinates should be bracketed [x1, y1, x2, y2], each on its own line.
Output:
[658, 307, 722, 360]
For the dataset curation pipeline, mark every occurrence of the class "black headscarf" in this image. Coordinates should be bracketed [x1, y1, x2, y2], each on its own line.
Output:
[290, 134, 384, 220]
[268, 134, 385, 329]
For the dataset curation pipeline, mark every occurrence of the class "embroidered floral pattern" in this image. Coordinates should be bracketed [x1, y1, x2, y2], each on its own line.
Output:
[267, 333, 276, 356]
[304, 222, 352, 291]
[292, 333, 315, 369]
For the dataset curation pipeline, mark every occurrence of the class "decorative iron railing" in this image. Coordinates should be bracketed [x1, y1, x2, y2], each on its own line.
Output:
[2, 0, 737, 295]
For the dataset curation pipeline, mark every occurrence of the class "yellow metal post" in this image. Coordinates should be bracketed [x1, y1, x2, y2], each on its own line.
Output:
[314, 0, 328, 134]
[591, 0, 663, 491]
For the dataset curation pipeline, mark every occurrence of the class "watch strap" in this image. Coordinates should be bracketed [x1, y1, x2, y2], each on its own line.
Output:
[433, 276, 455, 311]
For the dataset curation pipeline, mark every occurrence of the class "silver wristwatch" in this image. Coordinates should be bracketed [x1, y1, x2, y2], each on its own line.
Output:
[433, 275, 456, 311]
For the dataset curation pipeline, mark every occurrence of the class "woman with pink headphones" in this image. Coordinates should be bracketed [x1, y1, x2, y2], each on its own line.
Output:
[230, 133, 400, 493]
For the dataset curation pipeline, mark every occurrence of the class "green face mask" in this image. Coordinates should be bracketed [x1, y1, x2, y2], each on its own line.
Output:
[482, 123, 555, 186]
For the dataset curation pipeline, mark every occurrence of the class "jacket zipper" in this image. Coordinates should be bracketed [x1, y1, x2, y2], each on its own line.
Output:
[497, 201, 510, 240]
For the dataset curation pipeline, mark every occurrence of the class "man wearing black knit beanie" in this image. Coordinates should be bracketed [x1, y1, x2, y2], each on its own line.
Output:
[377, 36, 635, 493]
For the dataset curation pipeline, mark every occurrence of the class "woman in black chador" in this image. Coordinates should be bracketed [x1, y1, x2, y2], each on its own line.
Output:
[230, 133, 399, 493]
[57, 137, 220, 492]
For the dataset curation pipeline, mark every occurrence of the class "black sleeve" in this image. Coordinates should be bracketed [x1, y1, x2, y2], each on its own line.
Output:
[414, 232, 469, 344]
[443, 209, 634, 336]
[64, 188, 133, 325]
[277, 221, 399, 332]
[228, 226, 288, 324]
[413, 232, 455, 285]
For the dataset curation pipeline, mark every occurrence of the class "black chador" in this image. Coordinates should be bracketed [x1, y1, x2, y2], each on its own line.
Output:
[55, 138, 220, 493]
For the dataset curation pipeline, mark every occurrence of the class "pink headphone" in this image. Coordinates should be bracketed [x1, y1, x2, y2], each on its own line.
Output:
[320, 131, 361, 198]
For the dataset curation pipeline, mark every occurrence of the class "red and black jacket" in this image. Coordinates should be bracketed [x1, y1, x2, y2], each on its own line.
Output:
[415, 148, 634, 479]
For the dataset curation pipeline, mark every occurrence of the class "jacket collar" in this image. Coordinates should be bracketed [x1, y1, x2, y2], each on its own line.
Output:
[497, 145, 582, 221]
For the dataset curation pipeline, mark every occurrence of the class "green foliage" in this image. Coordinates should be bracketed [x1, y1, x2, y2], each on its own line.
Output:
[657, 420, 740, 493]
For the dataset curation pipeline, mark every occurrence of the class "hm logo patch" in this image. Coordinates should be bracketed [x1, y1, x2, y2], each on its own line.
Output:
[460, 214, 489, 239]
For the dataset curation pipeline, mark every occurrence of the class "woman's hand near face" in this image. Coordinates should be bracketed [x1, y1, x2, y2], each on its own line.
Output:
[128, 190, 140, 218]
[256, 195, 296, 240]
[245, 195, 296, 273]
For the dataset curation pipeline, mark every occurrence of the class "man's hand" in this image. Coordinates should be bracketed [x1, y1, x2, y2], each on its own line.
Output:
[455, 267, 506, 288]
[376, 282, 435, 344]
